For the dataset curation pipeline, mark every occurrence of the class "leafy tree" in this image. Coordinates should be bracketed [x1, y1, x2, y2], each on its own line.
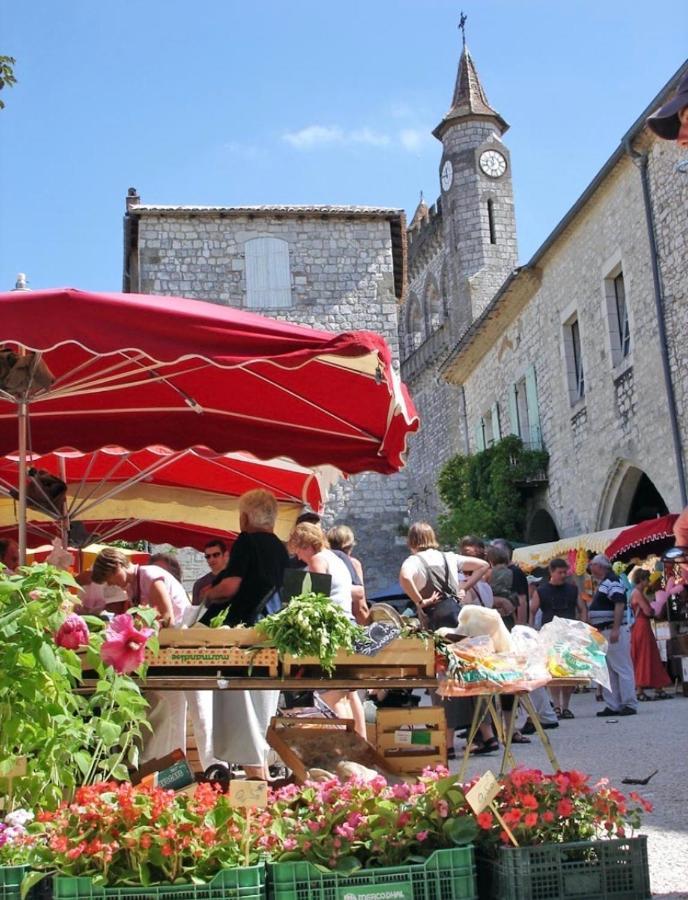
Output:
[0, 56, 17, 110]
[437, 435, 549, 544]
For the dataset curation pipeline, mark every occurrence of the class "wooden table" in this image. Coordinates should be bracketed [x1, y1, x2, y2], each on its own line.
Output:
[80, 674, 439, 692]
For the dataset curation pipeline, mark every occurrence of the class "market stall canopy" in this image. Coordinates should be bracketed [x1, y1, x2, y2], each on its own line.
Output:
[605, 514, 679, 563]
[513, 527, 625, 568]
[0, 288, 418, 474]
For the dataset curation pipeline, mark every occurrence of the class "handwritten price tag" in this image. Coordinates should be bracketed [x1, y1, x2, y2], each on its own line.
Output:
[228, 779, 268, 809]
[466, 770, 500, 814]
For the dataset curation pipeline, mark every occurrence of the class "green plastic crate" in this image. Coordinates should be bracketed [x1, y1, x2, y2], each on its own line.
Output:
[477, 836, 650, 900]
[0, 866, 27, 900]
[268, 846, 476, 900]
[53, 865, 265, 900]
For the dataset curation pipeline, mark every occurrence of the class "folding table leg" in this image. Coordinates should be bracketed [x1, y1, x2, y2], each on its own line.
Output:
[500, 693, 520, 775]
[521, 692, 561, 772]
[457, 695, 486, 782]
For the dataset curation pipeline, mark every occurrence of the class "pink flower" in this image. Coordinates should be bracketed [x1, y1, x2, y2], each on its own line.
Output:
[100, 614, 154, 674]
[283, 837, 297, 851]
[416, 830, 429, 842]
[55, 614, 90, 650]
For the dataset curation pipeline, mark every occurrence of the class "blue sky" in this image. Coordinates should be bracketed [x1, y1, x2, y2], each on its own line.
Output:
[1, 0, 686, 292]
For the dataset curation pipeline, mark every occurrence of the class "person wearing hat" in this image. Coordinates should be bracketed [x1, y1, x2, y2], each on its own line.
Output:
[588, 554, 638, 717]
[647, 71, 688, 145]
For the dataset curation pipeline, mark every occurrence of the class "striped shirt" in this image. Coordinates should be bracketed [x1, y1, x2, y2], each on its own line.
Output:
[588, 573, 626, 626]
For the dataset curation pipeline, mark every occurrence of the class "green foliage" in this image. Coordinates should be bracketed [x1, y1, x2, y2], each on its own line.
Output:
[437, 435, 549, 544]
[255, 591, 366, 675]
[0, 56, 17, 109]
[0, 565, 152, 810]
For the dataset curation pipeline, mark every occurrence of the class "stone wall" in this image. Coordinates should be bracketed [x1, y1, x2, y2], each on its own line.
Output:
[458, 154, 683, 537]
[132, 209, 411, 592]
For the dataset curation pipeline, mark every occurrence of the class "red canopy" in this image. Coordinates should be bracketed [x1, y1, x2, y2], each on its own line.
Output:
[605, 514, 679, 562]
[0, 519, 237, 554]
[0, 288, 418, 474]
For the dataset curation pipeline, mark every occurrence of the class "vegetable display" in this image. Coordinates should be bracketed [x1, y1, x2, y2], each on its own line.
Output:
[255, 592, 366, 675]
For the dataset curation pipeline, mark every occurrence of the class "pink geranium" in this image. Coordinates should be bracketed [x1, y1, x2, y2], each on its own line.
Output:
[55, 614, 90, 650]
[100, 614, 154, 674]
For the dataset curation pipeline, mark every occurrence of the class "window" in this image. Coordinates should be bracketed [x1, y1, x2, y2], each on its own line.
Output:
[563, 315, 585, 404]
[509, 365, 542, 449]
[406, 295, 424, 355]
[476, 403, 501, 451]
[487, 199, 496, 244]
[604, 268, 631, 365]
[245, 237, 292, 308]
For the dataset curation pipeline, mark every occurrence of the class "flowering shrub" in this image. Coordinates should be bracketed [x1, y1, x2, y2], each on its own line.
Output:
[268, 767, 477, 871]
[29, 782, 260, 885]
[100, 613, 155, 674]
[474, 769, 651, 850]
[0, 565, 156, 810]
[0, 809, 37, 866]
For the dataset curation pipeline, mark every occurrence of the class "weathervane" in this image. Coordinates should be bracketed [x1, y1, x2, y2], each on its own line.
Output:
[459, 11, 467, 47]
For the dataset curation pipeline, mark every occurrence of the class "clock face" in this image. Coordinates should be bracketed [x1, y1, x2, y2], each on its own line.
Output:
[479, 149, 507, 178]
[440, 159, 453, 191]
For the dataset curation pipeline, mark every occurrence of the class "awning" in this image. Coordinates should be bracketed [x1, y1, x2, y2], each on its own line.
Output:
[605, 514, 679, 562]
[513, 527, 625, 568]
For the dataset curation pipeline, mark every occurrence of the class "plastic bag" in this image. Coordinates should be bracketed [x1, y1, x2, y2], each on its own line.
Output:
[510, 625, 550, 682]
[538, 616, 610, 689]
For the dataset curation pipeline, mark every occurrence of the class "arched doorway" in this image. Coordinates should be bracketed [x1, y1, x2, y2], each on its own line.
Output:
[599, 461, 669, 528]
[527, 508, 560, 543]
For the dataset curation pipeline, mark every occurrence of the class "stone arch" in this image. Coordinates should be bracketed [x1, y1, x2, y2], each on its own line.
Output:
[423, 276, 443, 333]
[527, 508, 560, 544]
[596, 459, 669, 529]
[405, 292, 425, 355]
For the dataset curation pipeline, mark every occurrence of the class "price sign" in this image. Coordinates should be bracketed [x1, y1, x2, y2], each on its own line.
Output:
[466, 770, 500, 814]
[466, 770, 519, 847]
[229, 779, 268, 810]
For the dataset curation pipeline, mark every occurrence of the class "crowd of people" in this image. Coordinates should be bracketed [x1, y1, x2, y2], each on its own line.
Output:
[0, 497, 679, 776]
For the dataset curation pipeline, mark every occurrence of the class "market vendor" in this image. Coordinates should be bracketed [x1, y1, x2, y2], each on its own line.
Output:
[200, 489, 289, 781]
[91, 547, 220, 772]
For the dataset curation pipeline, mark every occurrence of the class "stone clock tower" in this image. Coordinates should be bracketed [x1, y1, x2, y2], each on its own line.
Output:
[433, 42, 518, 325]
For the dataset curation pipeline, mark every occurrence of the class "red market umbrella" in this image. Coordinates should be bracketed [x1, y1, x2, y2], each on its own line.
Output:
[0, 288, 419, 557]
[605, 514, 679, 562]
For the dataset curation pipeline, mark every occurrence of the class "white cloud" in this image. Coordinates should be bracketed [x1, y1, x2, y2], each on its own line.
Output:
[282, 122, 432, 154]
[399, 128, 433, 153]
[223, 140, 267, 160]
[282, 125, 345, 149]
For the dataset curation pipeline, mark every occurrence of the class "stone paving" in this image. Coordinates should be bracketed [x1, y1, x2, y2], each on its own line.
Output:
[447, 688, 688, 898]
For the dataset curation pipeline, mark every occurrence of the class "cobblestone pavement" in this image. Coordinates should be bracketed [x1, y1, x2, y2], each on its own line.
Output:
[446, 688, 688, 898]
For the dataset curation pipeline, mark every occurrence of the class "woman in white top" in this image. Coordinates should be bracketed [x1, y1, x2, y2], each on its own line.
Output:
[91, 547, 219, 771]
[289, 522, 366, 737]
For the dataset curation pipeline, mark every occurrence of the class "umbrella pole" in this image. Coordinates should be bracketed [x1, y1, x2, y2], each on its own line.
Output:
[18, 401, 28, 565]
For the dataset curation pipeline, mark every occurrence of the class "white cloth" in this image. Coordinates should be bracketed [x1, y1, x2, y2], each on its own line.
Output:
[213, 689, 280, 767]
[185, 690, 222, 771]
[140, 690, 187, 764]
[602, 625, 637, 712]
[319, 548, 354, 622]
[131, 564, 190, 625]
[400, 550, 482, 595]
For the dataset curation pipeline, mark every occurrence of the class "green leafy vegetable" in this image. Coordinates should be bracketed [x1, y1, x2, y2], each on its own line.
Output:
[255, 591, 365, 675]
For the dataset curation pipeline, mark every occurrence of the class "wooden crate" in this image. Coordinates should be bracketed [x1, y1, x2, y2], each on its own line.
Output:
[157, 627, 264, 647]
[266, 716, 394, 783]
[282, 637, 434, 677]
[145, 645, 278, 676]
[375, 707, 447, 774]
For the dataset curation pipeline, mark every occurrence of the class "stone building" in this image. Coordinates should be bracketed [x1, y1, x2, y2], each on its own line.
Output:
[122, 37, 688, 586]
[399, 45, 519, 524]
[441, 60, 688, 541]
[123, 202, 411, 589]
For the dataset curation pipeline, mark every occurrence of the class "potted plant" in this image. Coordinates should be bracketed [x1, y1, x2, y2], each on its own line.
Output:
[24, 781, 265, 899]
[268, 767, 478, 899]
[0, 565, 154, 811]
[474, 769, 651, 900]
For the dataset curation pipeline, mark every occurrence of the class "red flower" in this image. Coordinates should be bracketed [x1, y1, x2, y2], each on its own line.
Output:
[524, 812, 538, 828]
[100, 614, 154, 673]
[521, 794, 538, 810]
[55, 614, 90, 650]
[477, 812, 494, 830]
[557, 798, 574, 818]
[543, 811, 555, 823]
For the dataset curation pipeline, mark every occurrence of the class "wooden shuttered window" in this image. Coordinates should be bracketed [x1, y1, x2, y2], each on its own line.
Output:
[245, 237, 292, 309]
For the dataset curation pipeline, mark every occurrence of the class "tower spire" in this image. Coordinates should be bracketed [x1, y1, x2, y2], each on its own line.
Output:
[433, 34, 508, 140]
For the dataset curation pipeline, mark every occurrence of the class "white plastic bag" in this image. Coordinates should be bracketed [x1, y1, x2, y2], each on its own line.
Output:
[538, 616, 610, 689]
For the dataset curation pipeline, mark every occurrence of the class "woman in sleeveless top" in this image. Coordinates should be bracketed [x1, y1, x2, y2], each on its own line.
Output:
[289, 522, 366, 737]
[630, 569, 672, 700]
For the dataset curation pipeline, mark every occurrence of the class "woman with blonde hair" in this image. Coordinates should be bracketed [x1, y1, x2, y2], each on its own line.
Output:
[200, 489, 289, 780]
[326, 524, 369, 624]
[289, 522, 366, 737]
